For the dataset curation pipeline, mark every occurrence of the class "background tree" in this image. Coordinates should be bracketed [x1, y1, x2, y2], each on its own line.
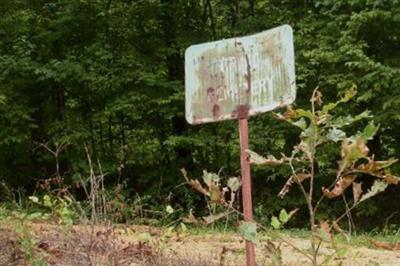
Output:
[0, 0, 399, 229]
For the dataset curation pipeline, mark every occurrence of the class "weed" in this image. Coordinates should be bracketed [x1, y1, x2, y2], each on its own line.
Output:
[183, 87, 400, 265]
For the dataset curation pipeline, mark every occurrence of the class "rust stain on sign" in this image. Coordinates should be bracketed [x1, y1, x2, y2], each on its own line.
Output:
[185, 24, 296, 124]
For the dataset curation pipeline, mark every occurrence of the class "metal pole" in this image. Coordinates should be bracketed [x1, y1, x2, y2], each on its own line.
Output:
[239, 117, 256, 266]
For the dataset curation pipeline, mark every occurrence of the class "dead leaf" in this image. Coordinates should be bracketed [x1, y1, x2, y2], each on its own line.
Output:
[317, 220, 332, 242]
[180, 168, 189, 180]
[332, 221, 344, 234]
[181, 168, 210, 196]
[356, 137, 369, 156]
[297, 141, 313, 162]
[282, 105, 296, 120]
[264, 239, 282, 265]
[120, 242, 153, 258]
[209, 183, 223, 204]
[188, 179, 210, 196]
[332, 221, 350, 242]
[202, 212, 229, 225]
[317, 114, 329, 125]
[311, 90, 323, 106]
[352, 182, 363, 204]
[182, 210, 199, 225]
[246, 150, 284, 166]
[278, 177, 295, 198]
[341, 137, 369, 168]
[322, 175, 356, 199]
[370, 239, 400, 250]
[220, 246, 227, 266]
[288, 208, 299, 220]
[384, 174, 400, 185]
[278, 174, 311, 198]
[357, 158, 398, 172]
[320, 220, 331, 235]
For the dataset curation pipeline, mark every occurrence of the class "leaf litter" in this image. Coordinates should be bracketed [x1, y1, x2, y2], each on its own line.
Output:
[1, 222, 400, 265]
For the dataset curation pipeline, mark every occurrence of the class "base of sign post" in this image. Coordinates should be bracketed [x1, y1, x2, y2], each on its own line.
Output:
[239, 118, 256, 266]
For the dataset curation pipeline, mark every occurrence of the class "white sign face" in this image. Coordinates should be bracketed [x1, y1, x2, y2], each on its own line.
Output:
[185, 25, 296, 124]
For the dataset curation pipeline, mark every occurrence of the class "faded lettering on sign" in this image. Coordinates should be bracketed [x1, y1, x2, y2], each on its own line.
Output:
[185, 24, 296, 124]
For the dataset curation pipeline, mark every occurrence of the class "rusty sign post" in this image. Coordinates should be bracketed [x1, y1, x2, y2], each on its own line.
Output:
[239, 117, 256, 265]
[185, 25, 296, 266]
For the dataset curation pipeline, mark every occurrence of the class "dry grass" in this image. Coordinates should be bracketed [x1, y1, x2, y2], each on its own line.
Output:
[1, 222, 400, 266]
[0, 223, 219, 266]
[0, 228, 23, 266]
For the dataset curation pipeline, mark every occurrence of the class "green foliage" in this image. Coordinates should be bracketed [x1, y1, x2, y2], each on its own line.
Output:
[270, 209, 294, 230]
[29, 194, 78, 226]
[270, 216, 281, 230]
[238, 221, 259, 245]
[0, 0, 399, 231]
[0, 206, 48, 265]
[248, 88, 400, 265]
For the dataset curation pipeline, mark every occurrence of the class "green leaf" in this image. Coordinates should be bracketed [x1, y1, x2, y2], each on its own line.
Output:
[354, 110, 372, 121]
[337, 247, 348, 257]
[292, 117, 307, 130]
[180, 222, 187, 232]
[43, 195, 52, 207]
[326, 128, 346, 142]
[340, 86, 357, 103]
[329, 115, 354, 128]
[329, 110, 370, 128]
[279, 209, 289, 224]
[295, 109, 314, 120]
[239, 221, 259, 245]
[227, 177, 240, 192]
[165, 226, 175, 237]
[166, 205, 174, 214]
[322, 102, 337, 113]
[138, 232, 152, 242]
[317, 228, 331, 242]
[361, 121, 379, 141]
[270, 216, 281, 230]
[359, 180, 388, 203]
[271, 254, 282, 266]
[27, 212, 43, 221]
[29, 196, 39, 203]
[202, 170, 220, 187]
[0, 94, 6, 105]
[357, 90, 373, 102]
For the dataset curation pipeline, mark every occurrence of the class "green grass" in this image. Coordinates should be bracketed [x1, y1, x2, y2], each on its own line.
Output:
[277, 227, 400, 248]
[186, 224, 237, 236]
[347, 230, 400, 247]
[186, 224, 400, 250]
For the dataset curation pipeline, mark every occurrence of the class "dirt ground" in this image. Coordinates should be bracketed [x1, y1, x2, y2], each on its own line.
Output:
[1, 222, 400, 266]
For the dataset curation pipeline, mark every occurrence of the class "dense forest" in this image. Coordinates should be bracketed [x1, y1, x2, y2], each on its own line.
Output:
[1, 0, 400, 230]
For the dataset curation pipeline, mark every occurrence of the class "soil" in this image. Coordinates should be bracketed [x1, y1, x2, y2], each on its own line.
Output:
[1, 222, 400, 266]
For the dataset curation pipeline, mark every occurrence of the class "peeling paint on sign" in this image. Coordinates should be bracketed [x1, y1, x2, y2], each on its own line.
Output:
[185, 24, 296, 124]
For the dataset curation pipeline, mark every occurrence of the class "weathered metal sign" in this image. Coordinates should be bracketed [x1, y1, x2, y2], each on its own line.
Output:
[185, 25, 296, 124]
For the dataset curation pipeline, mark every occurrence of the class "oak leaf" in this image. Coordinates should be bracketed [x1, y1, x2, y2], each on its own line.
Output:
[322, 175, 356, 199]
[352, 182, 363, 204]
[278, 174, 311, 198]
